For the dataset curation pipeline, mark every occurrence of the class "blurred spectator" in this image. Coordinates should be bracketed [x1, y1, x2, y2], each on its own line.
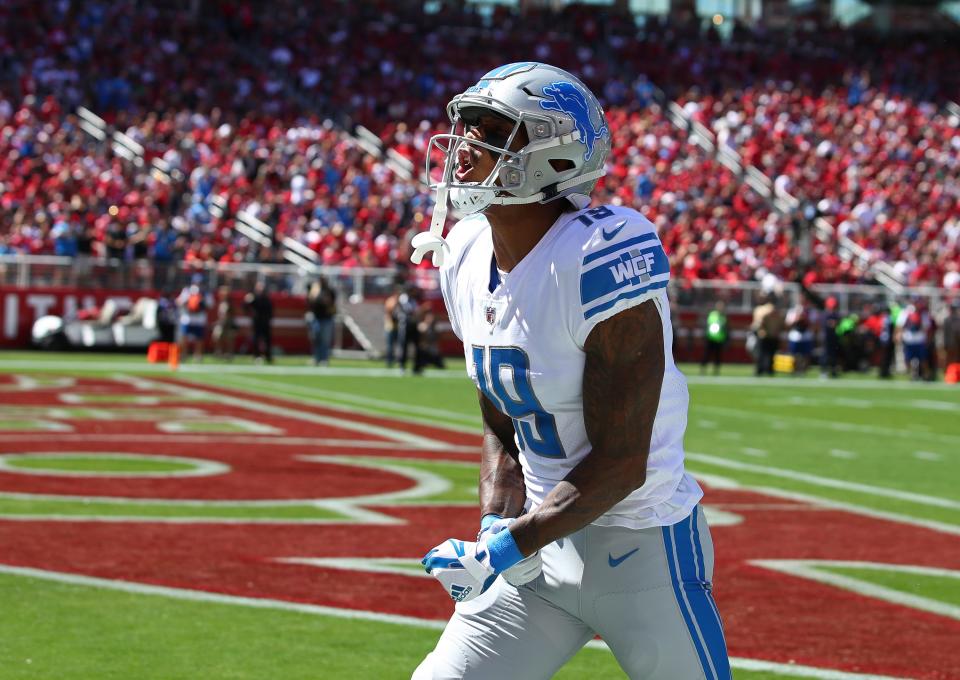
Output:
[700, 300, 728, 375]
[245, 280, 274, 363]
[395, 284, 423, 375]
[942, 300, 960, 383]
[383, 284, 401, 368]
[175, 275, 211, 362]
[156, 290, 177, 343]
[877, 301, 898, 379]
[751, 294, 784, 376]
[786, 301, 815, 375]
[211, 286, 238, 361]
[820, 297, 842, 378]
[306, 277, 337, 366]
[417, 309, 445, 372]
[899, 306, 931, 381]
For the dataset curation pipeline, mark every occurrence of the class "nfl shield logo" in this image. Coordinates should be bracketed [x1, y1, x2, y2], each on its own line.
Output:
[485, 306, 497, 325]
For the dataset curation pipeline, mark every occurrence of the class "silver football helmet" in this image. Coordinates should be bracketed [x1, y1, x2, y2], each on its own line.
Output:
[410, 62, 610, 266]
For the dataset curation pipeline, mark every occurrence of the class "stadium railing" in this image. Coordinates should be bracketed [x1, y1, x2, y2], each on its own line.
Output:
[0, 255, 399, 302]
[2, 255, 951, 313]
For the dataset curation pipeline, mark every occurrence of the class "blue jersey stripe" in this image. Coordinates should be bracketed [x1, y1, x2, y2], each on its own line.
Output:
[583, 279, 668, 320]
[580, 244, 669, 306]
[582, 232, 658, 266]
[675, 512, 731, 680]
[662, 524, 714, 679]
[691, 505, 706, 582]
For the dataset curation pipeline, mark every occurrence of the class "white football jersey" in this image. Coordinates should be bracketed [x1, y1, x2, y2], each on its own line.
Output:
[440, 204, 702, 529]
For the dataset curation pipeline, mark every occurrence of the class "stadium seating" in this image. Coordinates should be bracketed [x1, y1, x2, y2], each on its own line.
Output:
[1, 1, 958, 287]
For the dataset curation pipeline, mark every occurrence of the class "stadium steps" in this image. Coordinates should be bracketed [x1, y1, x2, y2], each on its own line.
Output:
[341, 301, 386, 358]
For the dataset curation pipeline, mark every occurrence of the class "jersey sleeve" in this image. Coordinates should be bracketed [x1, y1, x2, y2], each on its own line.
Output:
[439, 260, 462, 341]
[563, 210, 671, 348]
[438, 215, 485, 341]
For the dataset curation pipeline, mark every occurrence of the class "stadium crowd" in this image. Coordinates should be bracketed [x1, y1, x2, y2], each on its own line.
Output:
[1, 0, 958, 290]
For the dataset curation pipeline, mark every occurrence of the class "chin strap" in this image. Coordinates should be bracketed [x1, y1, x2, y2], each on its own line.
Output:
[409, 168, 606, 268]
[411, 183, 451, 266]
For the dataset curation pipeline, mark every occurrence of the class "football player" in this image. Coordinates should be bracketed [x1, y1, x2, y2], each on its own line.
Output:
[411, 62, 730, 679]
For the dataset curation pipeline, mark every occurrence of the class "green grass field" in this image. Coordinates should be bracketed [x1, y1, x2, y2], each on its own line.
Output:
[0, 351, 957, 680]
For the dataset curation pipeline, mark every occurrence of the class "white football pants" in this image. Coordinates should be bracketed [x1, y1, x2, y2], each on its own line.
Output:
[412, 505, 730, 679]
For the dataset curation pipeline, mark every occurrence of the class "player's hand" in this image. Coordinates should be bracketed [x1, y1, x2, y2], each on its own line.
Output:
[422, 528, 527, 603]
[421, 538, 497, 603]
[478, 516, 542, 587]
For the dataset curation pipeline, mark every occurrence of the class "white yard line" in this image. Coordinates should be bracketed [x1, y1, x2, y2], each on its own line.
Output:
[697, 404, 960, 447]
[750, 559, 960, 622]
[216, 373, 479, 425]
[0, 564, 913, 680]
[685, 469, 960, 537]
[742, 448, 768, 457]
[829, 449, 858, 459]
[684, 374, 953, 391]
[0, 360, 467, 379]
[275, 557, 431, 578]
[117, 376, 448, 449]
[687, 452, 960, 510]
[0, 433, 477, 452]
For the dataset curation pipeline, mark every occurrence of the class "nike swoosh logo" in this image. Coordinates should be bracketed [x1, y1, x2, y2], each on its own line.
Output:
[601, 219, 627, 241]
[608, 548, 640, 568]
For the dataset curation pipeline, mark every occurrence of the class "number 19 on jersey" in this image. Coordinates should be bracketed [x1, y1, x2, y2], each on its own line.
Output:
[472, 345, 565, 458]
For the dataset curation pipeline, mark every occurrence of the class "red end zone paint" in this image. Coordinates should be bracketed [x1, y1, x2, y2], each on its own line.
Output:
[1, 377, 959, 678]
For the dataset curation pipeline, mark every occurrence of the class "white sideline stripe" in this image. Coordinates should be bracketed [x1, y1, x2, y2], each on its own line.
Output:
[908, 399, 959, 412]
[914, 451, 942, 462]
[0, 564, 913, 680]
[741, 448, 767, 457]
[118, 376, 444, 449]
[699, 404, 960, 446]
[750, 559, 960, 622]
[686, 470, 960, 537]
[687, 452, 960, 510]
[583, 641, 910, 680]
[0, 564, 446, 628]
[2, 359, 954, 391]
[156, 418, 283, 435]
[0, 433, 476, 452]
[829, 449, 858, 459]
[204, 373, 480, 435]
[218, 373, 479, 425]
[0, 360, 465, 379]
[684, 374, 953, 391]
[276, 557, 431, 578]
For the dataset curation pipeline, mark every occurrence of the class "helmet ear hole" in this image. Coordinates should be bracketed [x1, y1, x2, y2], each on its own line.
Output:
[549, 159, 575, 173]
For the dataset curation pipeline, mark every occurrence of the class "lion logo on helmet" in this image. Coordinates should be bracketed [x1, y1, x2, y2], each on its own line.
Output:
[538, 81, 609, 162]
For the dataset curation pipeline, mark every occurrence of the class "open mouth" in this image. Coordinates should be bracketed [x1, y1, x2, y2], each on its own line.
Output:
[455, 158, 474, 182]
[454, 145, 475, 182]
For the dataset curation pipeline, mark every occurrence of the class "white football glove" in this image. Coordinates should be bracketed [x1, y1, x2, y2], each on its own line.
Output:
[478, 517, 542, 587]
[421, 538, 498, 603]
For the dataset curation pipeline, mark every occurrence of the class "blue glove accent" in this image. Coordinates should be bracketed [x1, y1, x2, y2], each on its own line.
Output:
[485, 529, 524, 573]
[480, 513, 503, 532]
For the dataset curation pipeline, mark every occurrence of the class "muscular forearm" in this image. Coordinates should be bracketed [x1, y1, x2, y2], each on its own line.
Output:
[508, 453, 645, 556]
[511, 300, 663, 557]
[478, 432, 526, 520]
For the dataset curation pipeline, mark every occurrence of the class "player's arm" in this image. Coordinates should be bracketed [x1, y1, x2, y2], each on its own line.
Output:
[509, 298, 664, 555]
[477, 388, 526, 521]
